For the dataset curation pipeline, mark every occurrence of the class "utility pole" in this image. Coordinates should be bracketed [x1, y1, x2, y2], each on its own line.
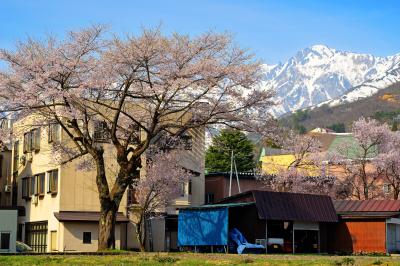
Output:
[229, 150, 241, 197]
[229, 150, 233, 196]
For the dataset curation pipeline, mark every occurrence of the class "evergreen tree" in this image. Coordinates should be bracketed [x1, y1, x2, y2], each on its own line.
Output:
[206, 129, 255, 172]
[327, 123, 346, 133]
[392, 120, 398, 131]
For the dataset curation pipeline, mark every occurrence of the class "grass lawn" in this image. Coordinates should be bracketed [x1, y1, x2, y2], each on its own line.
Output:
[1, 253, 400, 266]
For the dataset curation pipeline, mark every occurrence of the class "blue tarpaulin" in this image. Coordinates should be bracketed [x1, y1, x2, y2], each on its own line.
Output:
[178, 208, 228, 246]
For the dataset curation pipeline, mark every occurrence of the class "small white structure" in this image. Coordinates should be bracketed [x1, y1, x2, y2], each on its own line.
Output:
[0, 209, 17, 253]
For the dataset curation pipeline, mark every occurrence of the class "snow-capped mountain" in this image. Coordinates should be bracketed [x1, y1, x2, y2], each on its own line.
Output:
[318, 66, 400, 108]
[264, 45, 400, 116]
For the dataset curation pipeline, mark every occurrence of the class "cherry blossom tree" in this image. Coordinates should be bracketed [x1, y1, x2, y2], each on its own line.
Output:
[260, 132, 335, 194]
[331, 118, 390, 199]
[376, 131, 400, 199]
[129, 149, 189, 251]
[0, 26, 275, 249]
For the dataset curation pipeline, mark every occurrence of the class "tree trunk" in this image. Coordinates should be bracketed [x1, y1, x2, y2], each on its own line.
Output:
[135, 221, 146, 252]
[98, 204, 117, 250]
[134, 209, 147, 252]
[394, 189, 399, 200]
[92, 144, 141, 250]
[363, 179, 369, 199]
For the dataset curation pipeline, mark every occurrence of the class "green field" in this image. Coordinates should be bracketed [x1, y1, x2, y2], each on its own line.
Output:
[1, 253, 400, 266]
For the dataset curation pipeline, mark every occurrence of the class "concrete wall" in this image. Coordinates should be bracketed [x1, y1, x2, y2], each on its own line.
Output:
[0, 209, 17, 253]
[62, 222, 121, 252]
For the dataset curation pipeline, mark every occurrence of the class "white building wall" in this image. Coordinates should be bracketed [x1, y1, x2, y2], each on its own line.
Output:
[0, 209, 17, 253]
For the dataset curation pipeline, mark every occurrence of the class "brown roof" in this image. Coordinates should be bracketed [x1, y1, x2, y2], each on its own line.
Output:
[218, 190, 338, 223]
[307, 132, 337, 151]
[334, 200, 400, 213]
[54, 211, 129, 222]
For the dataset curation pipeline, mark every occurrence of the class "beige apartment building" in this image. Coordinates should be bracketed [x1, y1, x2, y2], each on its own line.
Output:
[5, 114, 205, 252]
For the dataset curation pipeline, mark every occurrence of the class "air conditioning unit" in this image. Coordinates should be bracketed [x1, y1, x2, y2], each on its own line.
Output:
[32, 195, 38, 205]
[4, 185, 11, 193]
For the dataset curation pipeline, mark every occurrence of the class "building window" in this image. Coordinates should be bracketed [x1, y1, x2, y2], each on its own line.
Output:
[180, 183, 185, 197]
[93, 121, 110, 142]
[36, 173, 45, 196]
[206, 193, 214, 204]
[188, 180, 192, 195]
[48, 124, 61, 143]
[47, 169, 58, 194]
[83, 232, 91, 244]
[23, 132, 32, 153]
[13, 141, 19, 173]
[127, 185, 138, 205]
[128, 124, 141, 144]
[383, 184, 391, 194]
[22, 177, 30, 199]
[32, 128, 40, 152]
[0, 232, 10, 250]
[30, 176, 36, 196]
[0, 119, 9, 130]
[23, 128, 40, 153]
[181, 134, 193, 150]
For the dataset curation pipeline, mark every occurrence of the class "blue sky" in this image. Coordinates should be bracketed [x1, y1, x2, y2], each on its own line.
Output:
[1, 0, 399, 64]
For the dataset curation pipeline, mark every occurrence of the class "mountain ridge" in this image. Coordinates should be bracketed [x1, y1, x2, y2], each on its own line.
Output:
[263, 44, 400, 116]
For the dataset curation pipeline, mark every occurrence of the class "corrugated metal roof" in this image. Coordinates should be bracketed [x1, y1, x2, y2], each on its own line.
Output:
[182, 202, 255, 210]
[252, 191, 338, 222]
[54, 211, 129, 222]
[205, 172, 260, 180]
[334, 200, 400, 213]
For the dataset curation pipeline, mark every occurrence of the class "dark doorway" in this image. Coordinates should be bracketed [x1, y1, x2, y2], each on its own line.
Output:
[165, 215, 178, 251]
[294, 230, 318, 253]
[267, 220, 293, 253]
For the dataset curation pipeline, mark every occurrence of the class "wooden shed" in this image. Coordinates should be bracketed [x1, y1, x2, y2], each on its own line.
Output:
[329, 200, 400, 254]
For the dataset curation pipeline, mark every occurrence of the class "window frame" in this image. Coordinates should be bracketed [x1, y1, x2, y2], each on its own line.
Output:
[13, 141, 19, 173]
[206, 193, 215, 204]
[188, 180, 192, 195]
[23, 132, 31, 153]
[47, 169, 58, 194]
[32, 128, 41, 152]
[21, 177, 30, 200]
[30, 176, 37, 196]
[82, 232, 92, 244]
[93, 121, 110, 142]
[48, 123, 61, 143]
[36, 173, 45, 196]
